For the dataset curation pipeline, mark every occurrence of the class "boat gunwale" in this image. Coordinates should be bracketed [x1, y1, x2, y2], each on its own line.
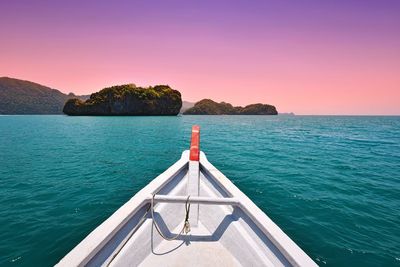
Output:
[56, 152, 189, 267]
[199, 154, 317, 267]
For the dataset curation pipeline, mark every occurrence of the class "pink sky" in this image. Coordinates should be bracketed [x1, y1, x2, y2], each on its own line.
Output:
[1, 1, 399, 114]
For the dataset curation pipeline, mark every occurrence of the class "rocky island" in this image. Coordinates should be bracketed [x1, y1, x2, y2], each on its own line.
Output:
[183, 99, 278, 115]
[63, 84, 182, 116]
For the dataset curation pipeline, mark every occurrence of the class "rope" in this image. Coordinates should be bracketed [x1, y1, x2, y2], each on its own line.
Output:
[151, 194, 191, 241]
[106, 194, 191, 265]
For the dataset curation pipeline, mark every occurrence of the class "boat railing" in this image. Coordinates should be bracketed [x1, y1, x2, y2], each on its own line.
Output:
[148, 195, 240, 206]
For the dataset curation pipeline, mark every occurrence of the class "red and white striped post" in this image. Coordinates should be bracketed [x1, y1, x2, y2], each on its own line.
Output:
[188, 125, 200, 226]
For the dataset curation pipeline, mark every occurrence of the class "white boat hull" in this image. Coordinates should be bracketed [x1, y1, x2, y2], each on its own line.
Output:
[57, 149, 317, 267]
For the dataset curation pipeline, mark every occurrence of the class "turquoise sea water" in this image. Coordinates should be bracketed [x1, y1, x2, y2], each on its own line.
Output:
[0, 115, 399, 266]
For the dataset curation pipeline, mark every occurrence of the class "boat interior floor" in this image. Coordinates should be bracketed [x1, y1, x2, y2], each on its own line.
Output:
[106, 168, 291, 267]
[139, 222, 241, 267]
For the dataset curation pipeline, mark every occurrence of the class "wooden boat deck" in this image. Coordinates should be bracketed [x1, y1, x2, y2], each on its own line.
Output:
[105, 169, 292, 267]
[127, 223, 241, 267]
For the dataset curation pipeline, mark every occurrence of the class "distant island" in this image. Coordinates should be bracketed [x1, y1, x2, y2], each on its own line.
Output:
[0, 77, 187, 115]
[63, 84, 182, 116]
[0, 77, 278, 116]
[183, 99, 278, 115]
[0, 77, 88, 114]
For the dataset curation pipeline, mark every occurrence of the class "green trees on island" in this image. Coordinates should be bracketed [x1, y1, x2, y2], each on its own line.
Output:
[183, 99, 278, 115]
[63, 84, 182, 116]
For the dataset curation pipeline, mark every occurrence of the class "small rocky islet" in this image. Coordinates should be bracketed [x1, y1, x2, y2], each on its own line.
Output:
[63, 84, 182, 116]
[183, 99, 278, 115]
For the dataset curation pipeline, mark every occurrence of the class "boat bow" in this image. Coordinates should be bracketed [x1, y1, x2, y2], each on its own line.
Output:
[57, 126, 317, 267]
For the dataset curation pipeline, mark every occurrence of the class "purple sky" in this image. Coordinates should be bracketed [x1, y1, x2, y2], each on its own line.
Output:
[1, 0, 399, 114]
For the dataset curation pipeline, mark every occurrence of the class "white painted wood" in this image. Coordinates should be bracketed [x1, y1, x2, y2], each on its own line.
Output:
[56, 150, 317, 267]
[56, 152, 190, 267]
[139, 222, 242, 267]
[199, 152, 318, 267]
[150, 195, 240, 205]
[187, 160, 200, 226]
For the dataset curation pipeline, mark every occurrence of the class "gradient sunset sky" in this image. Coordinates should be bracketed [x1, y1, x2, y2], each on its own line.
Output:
[1, 0, 399, 114]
